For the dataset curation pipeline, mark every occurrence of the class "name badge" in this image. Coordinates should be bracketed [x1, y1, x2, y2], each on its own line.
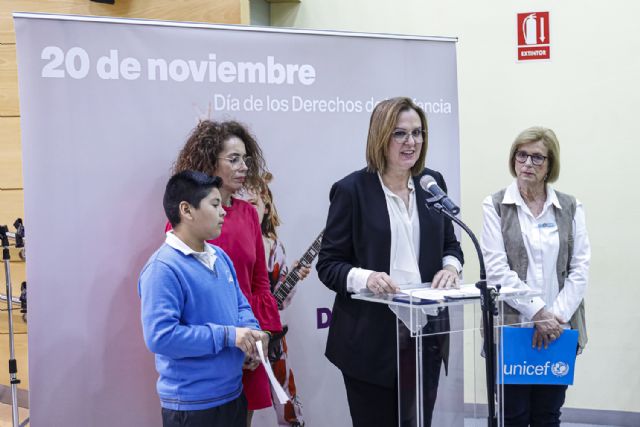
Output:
[537, 222, 556, 228]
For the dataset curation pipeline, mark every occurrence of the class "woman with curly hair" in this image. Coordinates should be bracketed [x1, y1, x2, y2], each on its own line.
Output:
[170, 120, 282, 425]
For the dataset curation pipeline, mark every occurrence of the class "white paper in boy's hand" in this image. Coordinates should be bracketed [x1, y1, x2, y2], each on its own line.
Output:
[255, 340, 290, 404]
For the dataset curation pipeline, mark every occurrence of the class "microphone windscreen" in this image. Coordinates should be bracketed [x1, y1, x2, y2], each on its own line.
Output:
[419, 175, 436, 192]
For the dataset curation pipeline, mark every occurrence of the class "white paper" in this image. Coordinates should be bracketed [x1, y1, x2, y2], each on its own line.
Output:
[400, 284, 523, 300]
[401, 288, 447, 301]
[255, 340, 290, 404]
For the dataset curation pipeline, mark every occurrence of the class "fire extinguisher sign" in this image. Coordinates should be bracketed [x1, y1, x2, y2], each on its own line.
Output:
[517, 11, 550, 61]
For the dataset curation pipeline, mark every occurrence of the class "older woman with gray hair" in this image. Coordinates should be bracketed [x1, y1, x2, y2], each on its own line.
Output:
[481, 126, 591, 427]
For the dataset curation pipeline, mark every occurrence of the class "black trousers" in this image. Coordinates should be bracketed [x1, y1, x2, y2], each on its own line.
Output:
[343, 332, 443, 427]
[503, 384, 568, 427]
[161, 394, 247, 427]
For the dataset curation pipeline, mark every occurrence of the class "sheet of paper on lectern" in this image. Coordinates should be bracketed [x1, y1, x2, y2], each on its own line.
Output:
[400, 284, 523, 301]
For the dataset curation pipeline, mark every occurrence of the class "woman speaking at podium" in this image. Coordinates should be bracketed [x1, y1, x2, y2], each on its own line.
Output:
[481, 126, 590, 426]
[316, 97, 464, 426]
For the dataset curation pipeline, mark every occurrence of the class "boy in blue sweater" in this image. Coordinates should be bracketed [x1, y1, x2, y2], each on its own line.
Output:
[139, 170, 267, 427]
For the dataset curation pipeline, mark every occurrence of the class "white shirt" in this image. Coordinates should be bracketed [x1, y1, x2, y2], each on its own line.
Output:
[347, 174, 463, 293]
[481, 181, 590, 324]
[165, 231, 218, 271]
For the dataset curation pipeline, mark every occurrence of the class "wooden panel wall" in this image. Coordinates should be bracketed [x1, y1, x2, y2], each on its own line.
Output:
[0, 0, 249, 395]
[0, 0, 249, 43]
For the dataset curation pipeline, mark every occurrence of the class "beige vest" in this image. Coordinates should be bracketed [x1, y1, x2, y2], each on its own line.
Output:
[491, 189, 587, 350]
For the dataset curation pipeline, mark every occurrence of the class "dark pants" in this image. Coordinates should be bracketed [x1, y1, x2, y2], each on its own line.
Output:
[161, 394, 247, 427]
[343, 331, 443, 427]
[343, 374, 398, 427]
[503, 384, 567, 427]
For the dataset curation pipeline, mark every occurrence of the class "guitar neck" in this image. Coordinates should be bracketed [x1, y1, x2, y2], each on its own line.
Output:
[274, 230, 324, 307]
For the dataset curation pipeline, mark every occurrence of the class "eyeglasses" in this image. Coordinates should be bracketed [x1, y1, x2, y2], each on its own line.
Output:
[515, 151, 547, 166]
[218, 155, 253, 169]
[391, 128, 425, 143]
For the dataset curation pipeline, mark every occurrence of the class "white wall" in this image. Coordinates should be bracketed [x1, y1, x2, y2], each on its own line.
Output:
[272, 0, 640, 415]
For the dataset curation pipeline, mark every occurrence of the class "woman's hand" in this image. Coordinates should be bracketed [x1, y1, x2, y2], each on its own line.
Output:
[366, 272, 400, 295]
[292, 260, 311, 281]
[531, 308, 563, 350]
[431, 265, 460, 289]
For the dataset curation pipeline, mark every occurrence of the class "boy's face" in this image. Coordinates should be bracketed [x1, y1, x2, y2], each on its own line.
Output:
[191, 187, 226, 241]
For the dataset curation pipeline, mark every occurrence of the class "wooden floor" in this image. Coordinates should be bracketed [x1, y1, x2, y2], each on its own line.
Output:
[0, 402, 28, 426]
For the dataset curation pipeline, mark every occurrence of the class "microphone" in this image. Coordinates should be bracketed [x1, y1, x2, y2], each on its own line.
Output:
[419, 175, 460, 215]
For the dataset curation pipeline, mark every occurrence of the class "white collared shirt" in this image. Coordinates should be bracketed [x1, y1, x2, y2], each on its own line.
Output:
[347, 174, 462, 293]
[165, 231, 218, 271]
[481, 181, 590, 324]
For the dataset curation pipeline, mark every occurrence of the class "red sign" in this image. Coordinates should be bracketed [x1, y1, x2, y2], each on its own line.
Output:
[517, 12, 550, 61]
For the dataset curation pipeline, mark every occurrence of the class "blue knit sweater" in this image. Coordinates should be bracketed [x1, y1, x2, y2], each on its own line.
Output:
[138, 243, 260, 410]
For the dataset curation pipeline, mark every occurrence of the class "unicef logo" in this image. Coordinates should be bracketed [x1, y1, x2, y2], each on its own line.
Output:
[551, 362, 570, 377]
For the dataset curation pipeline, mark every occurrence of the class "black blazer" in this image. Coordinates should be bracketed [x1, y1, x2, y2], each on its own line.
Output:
[316, 167, 464, 387]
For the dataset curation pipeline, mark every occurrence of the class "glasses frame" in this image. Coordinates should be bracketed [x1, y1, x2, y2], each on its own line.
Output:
[391, 128, 425, 144]
[514, 150, 547, 166]
[217, 155, 253, 169]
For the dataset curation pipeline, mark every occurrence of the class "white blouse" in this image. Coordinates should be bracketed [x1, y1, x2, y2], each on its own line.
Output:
[481, 181, 590, 324]
[347, 174, 462, 293]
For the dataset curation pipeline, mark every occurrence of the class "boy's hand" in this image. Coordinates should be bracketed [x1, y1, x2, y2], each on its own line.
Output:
[259, 331, 269, 357]
[243, 355, 260, 371]
[235, 327, 258, 357]
[235, 328, 268, 359]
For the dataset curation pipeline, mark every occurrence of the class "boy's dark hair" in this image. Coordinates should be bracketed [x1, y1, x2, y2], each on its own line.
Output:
[163, 170, 222, 227]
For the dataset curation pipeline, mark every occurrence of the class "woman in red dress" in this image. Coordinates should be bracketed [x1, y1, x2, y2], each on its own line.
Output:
[171, 120, 282, 425]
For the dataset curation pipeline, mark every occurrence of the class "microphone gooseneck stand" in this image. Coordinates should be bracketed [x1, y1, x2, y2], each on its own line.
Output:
[425, 195, 500, 427]
[0, 221, 24, 427]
